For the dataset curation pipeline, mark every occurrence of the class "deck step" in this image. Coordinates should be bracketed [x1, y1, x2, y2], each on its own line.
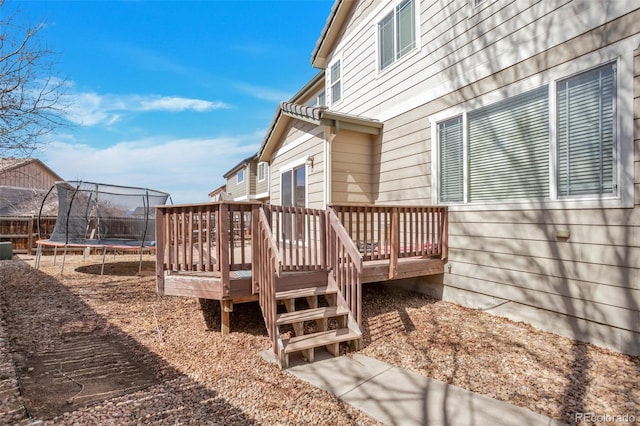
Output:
[275, 286, 337, 301]
[276, 306, 349, 326]
[282, 328, 361, 354]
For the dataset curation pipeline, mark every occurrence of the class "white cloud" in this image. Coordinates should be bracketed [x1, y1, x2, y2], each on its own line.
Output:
[41, 134, 260, 204]
[65, 92, 231, 127]
[138, 97, 229, 112]
[234, 82, 292, 103]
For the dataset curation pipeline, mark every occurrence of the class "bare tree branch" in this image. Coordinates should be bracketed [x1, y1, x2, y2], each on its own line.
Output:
[0, 0, 69, 158]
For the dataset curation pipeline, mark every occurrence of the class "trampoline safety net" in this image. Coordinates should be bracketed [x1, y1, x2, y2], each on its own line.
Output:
[46, 181, 170, 246]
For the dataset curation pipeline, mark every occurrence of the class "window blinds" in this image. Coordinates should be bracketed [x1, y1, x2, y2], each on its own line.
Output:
[557, 63, 615, 196]
[438, 116, 464, 202]
[379, 13, 394, 70]
[468, 85, 550, 201]
[396, 0, 415, 59]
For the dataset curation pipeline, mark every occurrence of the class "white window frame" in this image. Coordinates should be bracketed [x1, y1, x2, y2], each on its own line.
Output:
[236, 169, 244, 184]
[430, 45, 633, 211]
[257, 162, 267, 182]
[278, 156, 309, 208]
[328, 58, 342, 105]
[377, 0, 418, 72]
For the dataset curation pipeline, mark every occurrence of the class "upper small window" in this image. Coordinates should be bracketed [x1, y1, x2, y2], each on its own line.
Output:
[305, 90, 326, 108]
[330, 61, 341, 103]
[318, 90, 326, 107]
[258, 162, 267, 182]
[237, 169, 244, 184]
[379, 0, 416, 71]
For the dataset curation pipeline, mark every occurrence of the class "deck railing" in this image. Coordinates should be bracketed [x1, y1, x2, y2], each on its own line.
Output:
[331, 204, 448, 260]
[156, 202, 258, 272]
[254, 206, 283, 363]
[155, 202, 261, 296]
[331, 204, 448, 279]
[327, 207, 363, 325]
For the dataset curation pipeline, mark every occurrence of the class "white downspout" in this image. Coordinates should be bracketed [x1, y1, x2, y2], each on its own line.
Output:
[324, 126, 335, 208]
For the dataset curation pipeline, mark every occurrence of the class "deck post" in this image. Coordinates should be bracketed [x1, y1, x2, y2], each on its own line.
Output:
[220, 299, 233, 335]
[155, 207, 166, 296]
[219, 203, 231, 297]
[251, 204, 260, 294]
[441, 207, 448, 263]
[389, 207, 399, 279]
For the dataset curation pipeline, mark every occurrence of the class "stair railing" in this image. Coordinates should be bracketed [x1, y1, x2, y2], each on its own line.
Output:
[326, 207, 363, 325]
[253, 205, 284, 363]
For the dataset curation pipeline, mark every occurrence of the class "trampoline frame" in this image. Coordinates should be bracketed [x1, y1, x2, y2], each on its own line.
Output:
[35, 180, 169, 275]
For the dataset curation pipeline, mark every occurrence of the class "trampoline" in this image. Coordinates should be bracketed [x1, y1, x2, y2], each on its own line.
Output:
[35, 181, 171, 274]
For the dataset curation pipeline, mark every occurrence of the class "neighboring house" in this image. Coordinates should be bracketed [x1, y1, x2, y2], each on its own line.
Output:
[223, 155, 270, 202]
[257, 0, 640, 355]
[0, 158, 62, 190]
[208, 184, 232, 202]
[0, 158, 63, 216]
[131, 206, 155, 218]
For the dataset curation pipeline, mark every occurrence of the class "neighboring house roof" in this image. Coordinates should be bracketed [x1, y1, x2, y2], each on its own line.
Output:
[258, 102, 382, 162]
[131, 206, 155, 217]
[0, 157, 63, 182]
[311, 0, 354, 69]
[223, 154, 257, 179]
[208, 184, 227, 198]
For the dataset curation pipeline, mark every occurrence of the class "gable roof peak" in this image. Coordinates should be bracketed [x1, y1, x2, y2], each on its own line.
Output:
[311, 0, 355, 69]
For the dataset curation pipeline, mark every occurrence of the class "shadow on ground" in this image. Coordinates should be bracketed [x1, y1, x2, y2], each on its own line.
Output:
[360, 281, 438, 345]
[75, 260, 156, 276]
[0, 259, 257, 423]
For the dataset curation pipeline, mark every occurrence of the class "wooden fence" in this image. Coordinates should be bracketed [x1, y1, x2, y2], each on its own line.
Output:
[0, 216, 57, 254]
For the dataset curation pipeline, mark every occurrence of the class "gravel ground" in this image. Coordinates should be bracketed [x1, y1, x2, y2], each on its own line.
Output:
[0, 254, 638, 425]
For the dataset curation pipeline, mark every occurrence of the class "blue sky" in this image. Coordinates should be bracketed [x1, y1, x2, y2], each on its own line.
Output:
[9, 0, 333, 203]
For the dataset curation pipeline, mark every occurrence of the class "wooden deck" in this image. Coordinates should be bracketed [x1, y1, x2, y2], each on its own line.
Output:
[155, 202, 447, 365]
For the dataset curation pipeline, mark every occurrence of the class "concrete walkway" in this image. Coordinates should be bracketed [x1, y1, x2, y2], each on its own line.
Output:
[280, 351, 567, 426]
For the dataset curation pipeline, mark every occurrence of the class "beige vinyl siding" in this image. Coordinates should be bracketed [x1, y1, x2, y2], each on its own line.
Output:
[331, 130, 373, 204]
[374, 106, 431, 204]
[328, 0, 638, 120]
[433, 44, 640, 349]
[281, 121, 320, 150]
[0, 162, 59, 190]
[321, 0, 640, 352]
[248, 161, 257, 198]
[225, 166, 248, 200]
[270, 127, 325, 209]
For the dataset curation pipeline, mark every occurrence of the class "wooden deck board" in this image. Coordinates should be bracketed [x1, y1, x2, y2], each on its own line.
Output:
[362, 257, 444, 283]
[282, 328, 361, 354]
[276, 286, 337, 301]
[276, 306, 349, 326]
[163, 271, 253, 300]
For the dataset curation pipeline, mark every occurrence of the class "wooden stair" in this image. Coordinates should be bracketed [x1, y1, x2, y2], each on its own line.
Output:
[274, 283, 362, 368]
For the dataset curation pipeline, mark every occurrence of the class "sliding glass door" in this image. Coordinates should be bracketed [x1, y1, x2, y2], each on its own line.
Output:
[281, 165, 306, 241]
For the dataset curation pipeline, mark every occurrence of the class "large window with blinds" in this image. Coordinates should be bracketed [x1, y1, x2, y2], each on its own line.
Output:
[437, 61, 617, 205]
